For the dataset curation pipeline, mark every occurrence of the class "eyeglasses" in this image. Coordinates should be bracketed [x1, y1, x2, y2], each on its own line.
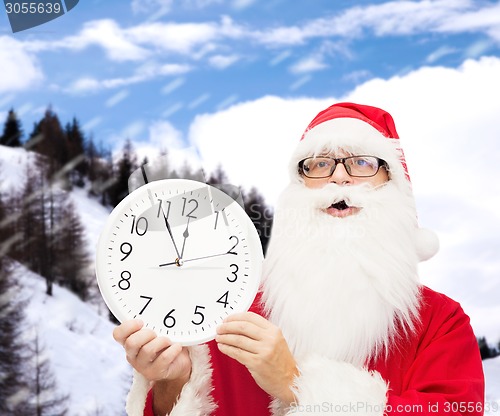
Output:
[298, 155, 387, 178]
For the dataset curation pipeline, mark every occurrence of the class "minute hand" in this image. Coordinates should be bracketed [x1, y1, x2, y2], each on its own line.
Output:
[159, 251, 236, 267]
[162, 212, 181, 259]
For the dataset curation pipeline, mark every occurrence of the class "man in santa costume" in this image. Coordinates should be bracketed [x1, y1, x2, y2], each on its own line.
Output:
[114, 102, 485, 415]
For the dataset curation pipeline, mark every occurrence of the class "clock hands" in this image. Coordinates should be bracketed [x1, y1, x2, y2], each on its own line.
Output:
[180, 217, 191, 260]
[159, 250, 236, 267]
[161, 210, 182, 260]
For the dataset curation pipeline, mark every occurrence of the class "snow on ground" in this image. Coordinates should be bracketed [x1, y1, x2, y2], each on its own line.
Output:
[13, 262, 131, 416]
[483, 356, 500, 416]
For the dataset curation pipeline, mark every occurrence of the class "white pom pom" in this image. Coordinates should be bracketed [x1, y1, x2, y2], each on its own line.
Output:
[416, 228, 440, 262]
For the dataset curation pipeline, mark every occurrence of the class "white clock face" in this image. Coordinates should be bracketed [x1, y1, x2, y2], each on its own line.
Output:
[95, 179, 263, 346]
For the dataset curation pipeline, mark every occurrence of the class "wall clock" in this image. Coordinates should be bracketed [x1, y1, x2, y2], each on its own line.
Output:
[95, 178, 263, 346]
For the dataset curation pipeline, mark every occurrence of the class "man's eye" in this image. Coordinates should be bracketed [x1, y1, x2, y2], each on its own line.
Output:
[354, 158, 374, 167]
[317, 161, 329, 168]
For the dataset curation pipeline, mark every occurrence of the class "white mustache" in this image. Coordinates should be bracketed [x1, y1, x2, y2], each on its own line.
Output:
[301, 182, 385, 209]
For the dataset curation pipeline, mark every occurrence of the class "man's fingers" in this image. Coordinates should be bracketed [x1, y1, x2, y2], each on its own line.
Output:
[138, 336, 175, 363]
[223, 312, 270, 329]
[216, 333, 259, 354]
[123, 327, 158, 359]
[217, 341, 252, 365]
[113, 319, 144, 345]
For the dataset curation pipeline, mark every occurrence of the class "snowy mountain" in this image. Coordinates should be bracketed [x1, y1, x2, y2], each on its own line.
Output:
[1, 144, 499, 415]
[13, 262, 130, 415]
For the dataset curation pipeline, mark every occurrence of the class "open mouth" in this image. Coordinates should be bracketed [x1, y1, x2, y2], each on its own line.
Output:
[330, 200, 349, 211]
[324, 200, 360, 217]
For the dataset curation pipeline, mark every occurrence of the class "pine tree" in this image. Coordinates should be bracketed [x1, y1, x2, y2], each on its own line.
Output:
[0, 260, 37, 415]
[208, 165, 229, 185]
[14, 159, 46, 276]
[14, 156, 60, 296]
[242, 187, 273, 254]
[0, 108, 23, 147]
[108, 139, 138, 207]
[53, 198, 92, 300]
[65, 117, 87, 187]
[86, 136, 115, 204]
[26, 328, 69, 416]
[477, 336, 494, 360]
[25, 107, 69, 187]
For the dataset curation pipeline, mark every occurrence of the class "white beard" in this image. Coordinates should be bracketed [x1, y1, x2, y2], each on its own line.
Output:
[262, 181, 422, 367]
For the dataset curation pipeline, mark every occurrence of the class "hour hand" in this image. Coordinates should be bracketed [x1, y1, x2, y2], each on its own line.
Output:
[180, 217, 191, 259]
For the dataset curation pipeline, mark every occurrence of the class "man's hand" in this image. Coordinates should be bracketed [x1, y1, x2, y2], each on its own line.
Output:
[113, 320, 191, 383]
[216, 312, 298, 405]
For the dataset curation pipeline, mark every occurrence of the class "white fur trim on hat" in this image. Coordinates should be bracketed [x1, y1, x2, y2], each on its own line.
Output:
[290, 117, 407, 188]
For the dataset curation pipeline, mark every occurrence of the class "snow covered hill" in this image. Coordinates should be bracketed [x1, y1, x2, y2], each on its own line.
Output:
[13, 262, 131, 415]
[1, 144, 499, 415]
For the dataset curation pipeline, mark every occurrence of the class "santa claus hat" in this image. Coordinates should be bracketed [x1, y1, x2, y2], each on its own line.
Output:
[289, 102, 439, 262]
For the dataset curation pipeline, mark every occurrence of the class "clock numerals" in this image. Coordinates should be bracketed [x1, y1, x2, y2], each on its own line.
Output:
[120, 242, 133, 261]
[130, 215, 148, 236]
[163, 309, 177, 328]
[227, 263, 238, 282]
[216, 291, 230, 308]
[157, 199, 172, 219]
[227, 235, 239, 254]
[191, 305, 205, 325]
[118, 271, 132, 290]
[214, 209, 228, 230]
[182, 197, 198, 219]
[139, 295, 153, 315]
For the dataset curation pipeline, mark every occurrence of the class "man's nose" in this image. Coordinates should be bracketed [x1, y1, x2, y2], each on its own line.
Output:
[329, 162, 353, 185]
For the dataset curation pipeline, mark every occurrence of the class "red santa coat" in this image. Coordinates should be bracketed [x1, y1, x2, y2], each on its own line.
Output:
[135, 286, 484, 416]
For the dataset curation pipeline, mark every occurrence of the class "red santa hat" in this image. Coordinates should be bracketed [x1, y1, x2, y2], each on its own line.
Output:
[289, 101, 439, 262]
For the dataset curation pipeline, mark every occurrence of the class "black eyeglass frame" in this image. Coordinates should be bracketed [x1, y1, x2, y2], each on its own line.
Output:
[298, 155, 388, 178]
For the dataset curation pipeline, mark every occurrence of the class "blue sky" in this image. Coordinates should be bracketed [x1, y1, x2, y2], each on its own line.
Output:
[1, 0, 499, 147]
[2, 1, 500, 340]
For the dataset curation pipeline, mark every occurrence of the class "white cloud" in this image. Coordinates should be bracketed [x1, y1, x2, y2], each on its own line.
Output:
[131, 0, 223, 15]
[82, 116, 102, 132]
[342, 69, 372, 83]
[105, 90, 129, 108]
[66, 62, 192, 94]
[122, 121, 146, 140]
[131, 0, 173, 15]
[161, 77, 185, 95]
[425, 45, 457, 63]
[0, 36, 43, 93]
[208, 54, 240, 69]
[130, 121, 203, 174]
[23, 18, 236, 60]
[188, 93, 211, 109]
[231, 0, 257, 10]
[289, 75, 312, 91]
[269, 50, 292, 66]
[464, 39, 494, 59]
[289, 56, 328, 74]
[25, 20, 150, 62]
[253, 0, 500, 46]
